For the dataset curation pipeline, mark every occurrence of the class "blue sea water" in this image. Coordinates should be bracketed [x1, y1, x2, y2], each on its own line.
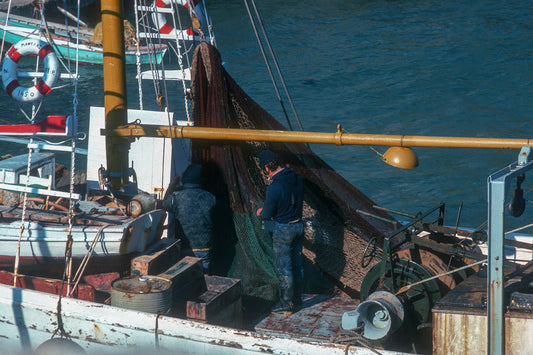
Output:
[208, 0, 533, 231]
[1, 0, 533, 231]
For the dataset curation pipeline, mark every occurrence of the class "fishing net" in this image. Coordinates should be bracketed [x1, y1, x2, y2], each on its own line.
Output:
[190, 42, 397, 302]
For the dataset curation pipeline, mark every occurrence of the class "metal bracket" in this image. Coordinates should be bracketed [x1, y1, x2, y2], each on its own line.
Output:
[487, 146, 533, 355]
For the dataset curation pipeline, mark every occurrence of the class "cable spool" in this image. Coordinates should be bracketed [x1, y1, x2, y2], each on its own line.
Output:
[360, 258, 442, 326]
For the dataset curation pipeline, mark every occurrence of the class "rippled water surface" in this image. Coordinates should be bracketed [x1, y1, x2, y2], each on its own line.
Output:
[208, 0, 533, 230]
[1, 0, 532, 230]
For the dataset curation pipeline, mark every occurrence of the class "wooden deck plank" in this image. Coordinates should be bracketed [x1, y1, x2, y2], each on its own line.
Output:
[254, 295, 360, 341]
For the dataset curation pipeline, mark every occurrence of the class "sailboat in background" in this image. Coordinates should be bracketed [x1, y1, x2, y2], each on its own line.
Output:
[0, 0, 217, 282]
[0, 10, 167, 64]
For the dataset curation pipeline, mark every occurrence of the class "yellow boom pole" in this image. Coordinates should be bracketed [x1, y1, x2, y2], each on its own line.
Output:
[102, 123, 533, 150]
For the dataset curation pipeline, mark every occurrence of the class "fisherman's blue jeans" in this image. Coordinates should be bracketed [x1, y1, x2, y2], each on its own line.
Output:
[273, 221, 304, 306]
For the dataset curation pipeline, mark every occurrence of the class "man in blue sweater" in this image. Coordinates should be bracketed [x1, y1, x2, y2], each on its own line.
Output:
[256, 150, 305, 314]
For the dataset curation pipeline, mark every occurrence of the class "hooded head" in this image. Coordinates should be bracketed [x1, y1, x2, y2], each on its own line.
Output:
[182, 164, 203, 184]
[258, 150, 279, 169]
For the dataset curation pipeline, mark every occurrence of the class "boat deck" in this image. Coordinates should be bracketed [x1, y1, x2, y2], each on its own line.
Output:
[254, 295, 360, 342]
[0, 205, 130, 226]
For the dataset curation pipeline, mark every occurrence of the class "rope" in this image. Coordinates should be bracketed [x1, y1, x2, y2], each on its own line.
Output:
[0, 0, 13, 55]
[134, 0, 194, 187]
[506, 222, 533, 235]
[167, 0, 193, 120]
[332, 329, 383, 355]
[395, 259, 487, 295]
[134, 0, 144, 110]
[13, 143, 34, 286]
[52, 0, 81, 339]
[243, 0, 304, 132]
[200, 0, 216, 46]
[52, 232, 74, 340]
[68, 225, 108, 297]
[98, 168, 128, 217]
[142, 0, 165, 106]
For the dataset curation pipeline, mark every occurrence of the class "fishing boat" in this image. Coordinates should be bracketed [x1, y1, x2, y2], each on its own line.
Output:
[0, 0, 532, 354]
[0, 0, 409, 352]
[0, 11, 167, 64]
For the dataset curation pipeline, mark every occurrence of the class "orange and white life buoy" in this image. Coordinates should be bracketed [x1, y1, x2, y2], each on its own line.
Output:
[152, 0, 206, 37]
[1, 39, 59, 103]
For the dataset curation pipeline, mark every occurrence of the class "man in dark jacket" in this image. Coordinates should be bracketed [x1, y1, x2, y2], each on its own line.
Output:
[163, 164, 216, 274]
[256, 150, 305, 314]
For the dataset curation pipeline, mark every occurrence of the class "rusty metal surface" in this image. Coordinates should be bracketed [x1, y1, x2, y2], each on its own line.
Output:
[436, 262, 533, 310]
[434, 264, 533, 354]
[254, 295, 360, 341]
[112, 275, 171, 293]
[510, 288, 533, 310]
[434, 269, 488, 309]
[433, 307, 533, 355]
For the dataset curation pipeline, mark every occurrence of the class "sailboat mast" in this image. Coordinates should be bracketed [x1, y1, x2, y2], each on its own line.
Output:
[101, 0, 130, 190]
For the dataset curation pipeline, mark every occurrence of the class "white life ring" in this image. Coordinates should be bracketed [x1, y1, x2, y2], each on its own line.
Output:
[152, 0, 206, 37]
[1, 39, 59, 103]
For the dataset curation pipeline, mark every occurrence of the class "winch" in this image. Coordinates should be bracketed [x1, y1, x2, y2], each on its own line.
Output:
[344, 203, 487, 352]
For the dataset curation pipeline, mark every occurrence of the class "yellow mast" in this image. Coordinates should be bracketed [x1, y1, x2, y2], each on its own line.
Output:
[101, 0, 130, 190]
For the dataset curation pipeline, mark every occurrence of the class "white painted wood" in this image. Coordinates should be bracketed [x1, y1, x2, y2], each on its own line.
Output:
[87, 107, 191, 199]
[17, 71, 78, 80]
[138, 68, 191, 81]
[0, 283, 405, 355]
[0, 183, 81, 200]
[0, 209, 166, 259]
[138, 31, 209, 42]
[27, 142, 78, 153]
[136, 5, 173, 13]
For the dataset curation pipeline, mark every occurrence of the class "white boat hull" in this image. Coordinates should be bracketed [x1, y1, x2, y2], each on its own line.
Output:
[0, 209, 166, 275]
[0, 284, 404, 355]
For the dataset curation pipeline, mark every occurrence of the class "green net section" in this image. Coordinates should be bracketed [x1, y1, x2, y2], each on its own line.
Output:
[229, 213, 277, 301]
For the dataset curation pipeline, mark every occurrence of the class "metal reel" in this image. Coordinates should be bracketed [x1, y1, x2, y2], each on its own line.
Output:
[360, 258, 442, 325]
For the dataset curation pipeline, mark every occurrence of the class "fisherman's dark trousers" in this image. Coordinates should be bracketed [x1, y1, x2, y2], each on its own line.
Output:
[273, 221, 304, 306]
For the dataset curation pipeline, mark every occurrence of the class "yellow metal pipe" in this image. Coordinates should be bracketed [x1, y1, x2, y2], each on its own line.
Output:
[101, 0, 129, 189]
[102, 123, 533, 150]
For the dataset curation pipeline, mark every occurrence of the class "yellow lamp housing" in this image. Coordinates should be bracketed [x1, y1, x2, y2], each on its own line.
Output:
[382, 147, 419, 169]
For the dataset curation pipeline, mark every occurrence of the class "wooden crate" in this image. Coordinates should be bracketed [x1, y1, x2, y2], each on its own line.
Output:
[131, 238, 180, 276]
[159, 256, 207, 299]
[186, 275, 242, 327]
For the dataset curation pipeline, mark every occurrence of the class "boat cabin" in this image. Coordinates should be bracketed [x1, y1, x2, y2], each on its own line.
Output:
[0, 152, 55, 189]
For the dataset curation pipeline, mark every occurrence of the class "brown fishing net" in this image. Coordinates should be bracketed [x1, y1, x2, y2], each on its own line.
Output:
[190, 42, 397, 302]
